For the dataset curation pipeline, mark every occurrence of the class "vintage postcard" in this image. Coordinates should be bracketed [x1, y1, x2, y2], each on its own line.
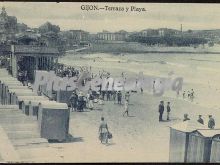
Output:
[0, 2, 219, 163]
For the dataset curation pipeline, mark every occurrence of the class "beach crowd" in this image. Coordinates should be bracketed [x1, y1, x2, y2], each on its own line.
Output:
[13, 61, 218, 145]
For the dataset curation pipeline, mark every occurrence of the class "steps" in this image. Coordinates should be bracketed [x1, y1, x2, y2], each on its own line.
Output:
[0, 105, 19, 109]
[0, 105, 50, 162]
[0, 69, 65, 162]
[2, 123, 38, 131]
[0, 126, 20, 162]
[12, 138, 49, 149]
[16, 147, 63, 161]
[7, 130, 41, 140]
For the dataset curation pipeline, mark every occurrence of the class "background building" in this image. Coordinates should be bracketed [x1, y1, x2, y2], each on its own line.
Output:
[140, 29, 159, 37]
[97, 30, 128, 41]
[59, 30, 89, 49]
[0, 7, 17, 43]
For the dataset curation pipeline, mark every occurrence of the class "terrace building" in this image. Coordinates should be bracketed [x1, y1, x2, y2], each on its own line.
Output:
[97, 30, 128, 41]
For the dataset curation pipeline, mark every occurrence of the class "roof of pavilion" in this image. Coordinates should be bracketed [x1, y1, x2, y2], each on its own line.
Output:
[14, 45, 59, 55]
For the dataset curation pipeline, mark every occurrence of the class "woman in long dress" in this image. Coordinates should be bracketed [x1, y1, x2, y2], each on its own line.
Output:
[99, 117, 109, 144]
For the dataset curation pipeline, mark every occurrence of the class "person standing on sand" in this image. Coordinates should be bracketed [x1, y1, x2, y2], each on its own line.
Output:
[88, 92, 94, 110]
[190, 89, 194, 102]
[112, 90, 116, 104]
[77, 92, 84, 112]
[153, 80, 156, 94]
[159, 101, 164, 122]
[208, 115, 215, 129]
[99, 117, 109, 144]
[102, 91, 105, 101]
[167, 102, 171, 121]
[69, 91, 78, 112]
[135, 78, 138, 88]
[176, 90, 180, 98]
[117, 91, 122, 104]
[183, 91, 186, 99]
[107, 91, 111, 101]
[125, 91, 130, 103]
[98, 95, 104, 105]
[140, 87, 143, 94]
[123, 100, 129, 117]
[187, 91, 191, 99]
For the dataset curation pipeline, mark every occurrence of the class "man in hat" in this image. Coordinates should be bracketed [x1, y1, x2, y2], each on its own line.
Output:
[208, 115, 215, 129]
[158, 101, 164, 122]
[69, 91, 78, 112]
[197, 115, 204, 125]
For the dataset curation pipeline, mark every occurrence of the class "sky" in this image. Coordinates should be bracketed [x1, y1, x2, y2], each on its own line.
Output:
[1, 2, 220, 33]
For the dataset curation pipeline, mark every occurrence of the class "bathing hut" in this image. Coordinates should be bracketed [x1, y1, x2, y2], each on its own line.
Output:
[169, 121, 208, 163]
[195, 129, 220, 163]
[38, 102, 70, 141]
[169, 121, 220, 163]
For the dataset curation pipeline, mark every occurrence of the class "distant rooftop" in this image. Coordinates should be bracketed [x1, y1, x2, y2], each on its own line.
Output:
[14, 45, 59, 55]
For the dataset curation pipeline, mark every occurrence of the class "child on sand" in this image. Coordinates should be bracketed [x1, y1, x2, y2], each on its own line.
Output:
[123, 100, 129, 117]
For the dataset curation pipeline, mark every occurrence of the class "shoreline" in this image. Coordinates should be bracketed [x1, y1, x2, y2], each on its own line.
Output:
[86, 50, 220, 54]
[82, 42, 220, 54]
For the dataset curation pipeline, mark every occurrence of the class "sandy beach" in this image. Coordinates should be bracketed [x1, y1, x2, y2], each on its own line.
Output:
[43, 52, 220, 162]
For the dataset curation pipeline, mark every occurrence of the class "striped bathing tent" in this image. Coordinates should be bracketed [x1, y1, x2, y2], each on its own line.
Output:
[169, 121, 220, 163]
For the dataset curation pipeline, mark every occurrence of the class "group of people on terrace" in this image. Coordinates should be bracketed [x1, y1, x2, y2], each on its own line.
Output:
[55, 64, 80, 78]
